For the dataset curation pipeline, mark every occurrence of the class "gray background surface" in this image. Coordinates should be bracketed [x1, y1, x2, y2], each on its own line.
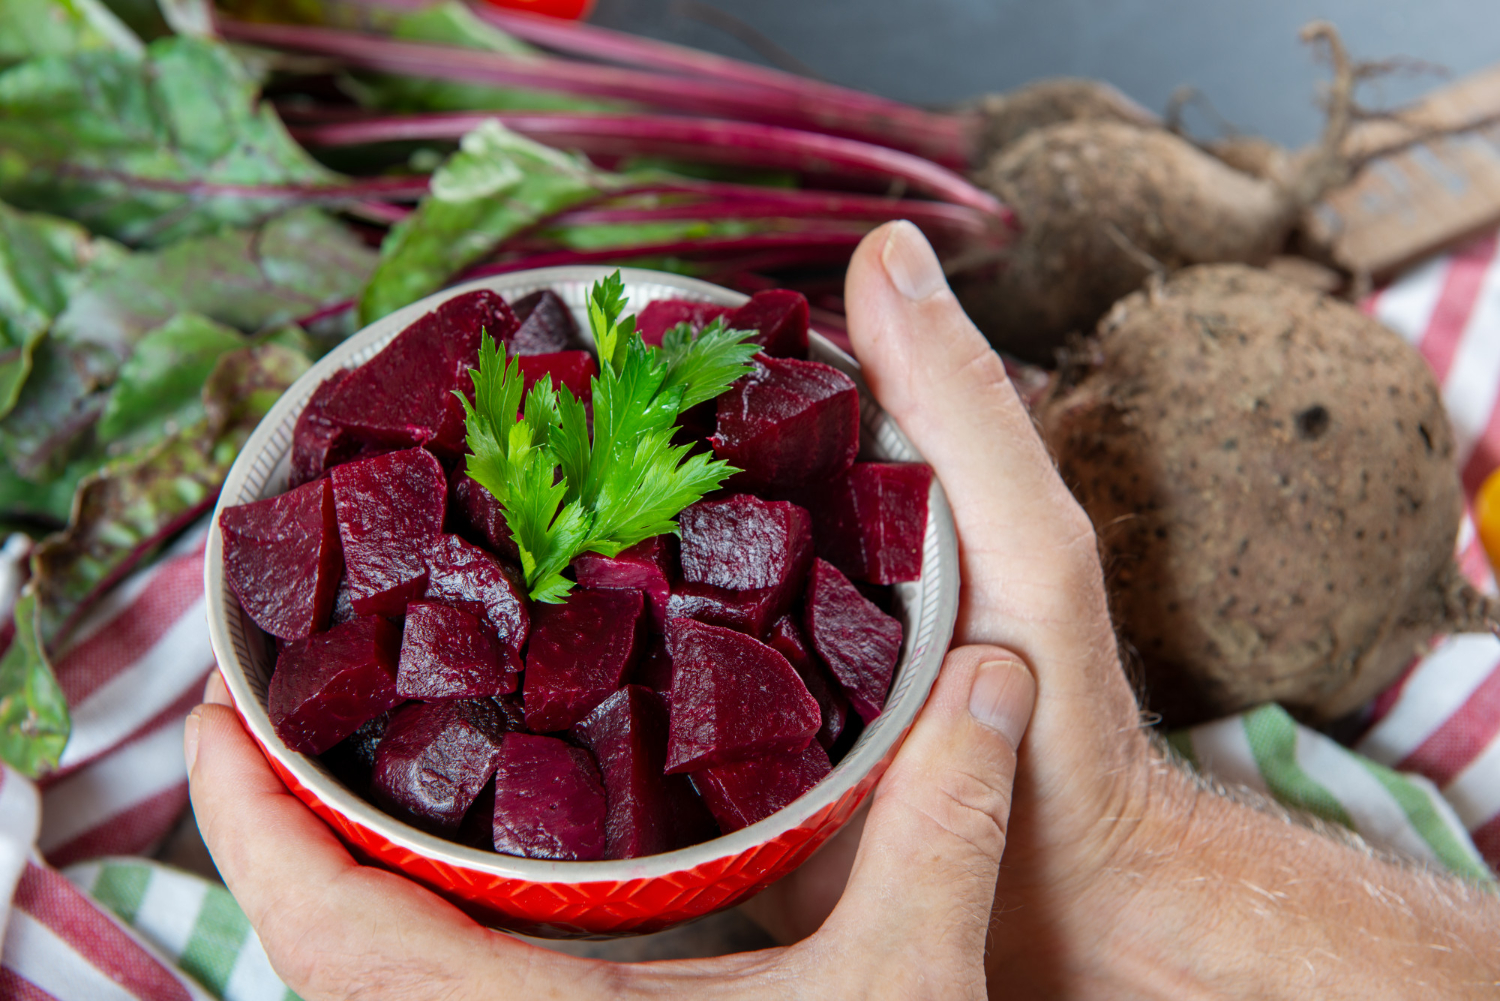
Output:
[591, 0, 1500, 150]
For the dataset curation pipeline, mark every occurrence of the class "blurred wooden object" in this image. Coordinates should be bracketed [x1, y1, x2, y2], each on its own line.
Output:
[1309, 63, 1500, 279]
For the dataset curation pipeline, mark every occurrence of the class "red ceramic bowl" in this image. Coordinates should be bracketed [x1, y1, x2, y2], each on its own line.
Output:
[204, 267, 959, 938]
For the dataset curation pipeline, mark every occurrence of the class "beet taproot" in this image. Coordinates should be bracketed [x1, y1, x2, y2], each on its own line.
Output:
[1039, 264, 1500, 724]
[969, 77, 1160, 165]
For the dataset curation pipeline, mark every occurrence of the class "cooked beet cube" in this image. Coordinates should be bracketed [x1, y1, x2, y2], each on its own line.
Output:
[493, 692, 529, 733]
[711, 356, 859, 490]
[691, 742, 831, 834]
[636, 299, 731, 347]
[289, 370, 359, 488]
[331, 448, 447, 617]
[322, 290, 516, 454]
[446, 467, 519, 561]
[220, 479, 342, 641]
[268, 616, 404, 755]
[424, 534, 529, 654]
[397, 601, 515, 699]
[372, 699, 506, 834]
[807, 463, 933, 584]
[517, 351, 597, 402]
[666, 580, 787, 639]
[803, 559, 902, 724]
[510, 289, 589, 355]
[724, 289, 809, 359]
[665, 618, 819, 773]
[320, 711, 393, 795]
[572, 536, 672, 630]
[572, 686, 717, 858]
[491, 733, 608, 861]
[769, 615, 850, 750]
[524, 588, 645, 732]
[678, 494, 812, 594]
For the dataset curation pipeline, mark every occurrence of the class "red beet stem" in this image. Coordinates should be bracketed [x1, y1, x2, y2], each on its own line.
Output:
[289, 112, 1007, 219]
[220, 18, 970, 168]
[471, 4, 975, 167]
[464, 231, 866, 278]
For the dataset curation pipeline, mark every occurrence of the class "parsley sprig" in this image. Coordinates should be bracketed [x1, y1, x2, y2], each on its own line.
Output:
[460, 273, 760, 602]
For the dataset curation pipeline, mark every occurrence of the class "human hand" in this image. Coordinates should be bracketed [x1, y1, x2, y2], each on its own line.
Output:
[187, 634, 1035, 999]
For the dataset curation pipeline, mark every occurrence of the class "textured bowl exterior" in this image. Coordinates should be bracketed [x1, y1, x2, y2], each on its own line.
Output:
[204, 267, 959, 938]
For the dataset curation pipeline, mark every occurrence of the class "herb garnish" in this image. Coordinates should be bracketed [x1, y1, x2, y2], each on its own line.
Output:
[459, 272, 759, 602]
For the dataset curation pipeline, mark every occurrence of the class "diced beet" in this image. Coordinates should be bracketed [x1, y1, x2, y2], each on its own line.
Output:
[491, 733, 608, 861]
[636, 299, 731, 347]
[372, 699, 506, 834]
[510, 289, 589, 355]
[524, 588, 645, 732]
[220, 479, 342, 641]
[630, 636, 674, 699]
[572, 536, 672, 630]
[289, 370, 359, 488]
[805, 463, 933, 584]
[572, 686, 717, 858]
[711, 356, 859, 490]
[268, 616, 404, 755]
[517, 351, 597, 402]
[424, 534, 529, 654]
[321, 290, 516, 454]
[678, 494, 812, 594]
[446, 466, 519, 561]
[724, 289, 809, 359]
[493, 692, 529, 733]
[769, 616, 850, 750]
[665, 618, 819, 773]
[691, 742, 832, 833]
[666, 580, 788, 639]
[397, 601, 515, 699]
[458, 778, 496, 851]
[803, 559, 902, 724]
[320, 711, 393, 795]
[331, 448, 446, 617]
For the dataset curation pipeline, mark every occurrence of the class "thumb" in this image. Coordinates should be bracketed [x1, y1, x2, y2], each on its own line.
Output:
[816, 645, 1035, 993]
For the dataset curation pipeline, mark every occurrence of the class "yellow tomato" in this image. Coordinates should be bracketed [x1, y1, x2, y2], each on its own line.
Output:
[1477, 467, 1500, 573]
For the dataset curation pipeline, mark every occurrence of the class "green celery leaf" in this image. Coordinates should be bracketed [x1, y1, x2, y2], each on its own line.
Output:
[584, 429, 737, 556]
[95, 313, 244, 449]
[0, 590, 68, 777]
[504, 456, 588, 604]
[587, 269, 638, 374]
[658, 316, 760, 411]
[0, 36, 338, 246]
[458, 332, 525, 505]
[0, 0, 143, 68]
[358, 120, 610, 324]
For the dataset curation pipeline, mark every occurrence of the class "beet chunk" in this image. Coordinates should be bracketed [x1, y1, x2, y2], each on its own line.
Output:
[268, 616, 404, 755]
[221, 478, 342, 641]
[691, 742, 832, 833]
[678, 494, 812, 594]
[724, 289, 809, 359]
[510, 289, 588, 355]
[666, 581, 788, 639]
[446, 467, 519, 561]
[803, 559, 903, 723]
[320, 711, 392, 795]
[491, 733, 608, 861]
[572, 536, 672, 630]
[289, 370, 359, 488]
[806, 463, 933, 584]
[572, 686, 717, 858]
[524, 588, 645, 732]
[517, 351, 597, 403]
[322, 290, 516, 454]
[424, 534, 529, 654]
[636, 299, 731, 347]
[769, 616, 850, 750]
[665, 618, 819, 773]
[397, 601, 515, 699]
[331, 448, 446, 617]
[711, 356, 859, 490]
[372, 699, 506, 835]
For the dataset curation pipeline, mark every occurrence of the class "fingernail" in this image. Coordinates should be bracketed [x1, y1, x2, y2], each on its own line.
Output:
[969, 660, 1035, 749]
[880, 220, 948, 301]
[183, 708, 202, 774]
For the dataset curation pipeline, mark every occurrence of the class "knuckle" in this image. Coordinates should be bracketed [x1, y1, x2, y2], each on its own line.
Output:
[912, 761, 1016, 861]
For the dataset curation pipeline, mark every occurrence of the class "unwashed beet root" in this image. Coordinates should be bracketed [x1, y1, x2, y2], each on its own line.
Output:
[524, 588, 645, 732]
[573, 537, 673, 630]
[447, 467, 519, 561]
[269, 615, 404, 755]
[510, 289, 589, 355]
[803, 559, 903, 724]
[331, 448, 446, 617]
[220, 478, 341, 640]
[968, 77, 1160, 165]
[665, 618, 820, 773]
[723, 290, 809, 359]
[1040, 264, 1500, 723]
[397, 601, 514, 699]
[711, 355, 859, 490]
[517, 351, 597, 402]
[372, 699, 506, 834]
[804, 463, 933, 585]
[768, 616, 850, 750]
[572, 685, 717, 858]
[636, 299, 731, 347]
[491, 733, 608, 861]
[289, 370, 358, 488]
[691, 741, 832, 834]
[423, 533, 529, 654]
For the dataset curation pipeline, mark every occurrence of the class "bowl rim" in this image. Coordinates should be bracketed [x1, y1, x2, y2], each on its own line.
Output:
[203, 265, 959, 886]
